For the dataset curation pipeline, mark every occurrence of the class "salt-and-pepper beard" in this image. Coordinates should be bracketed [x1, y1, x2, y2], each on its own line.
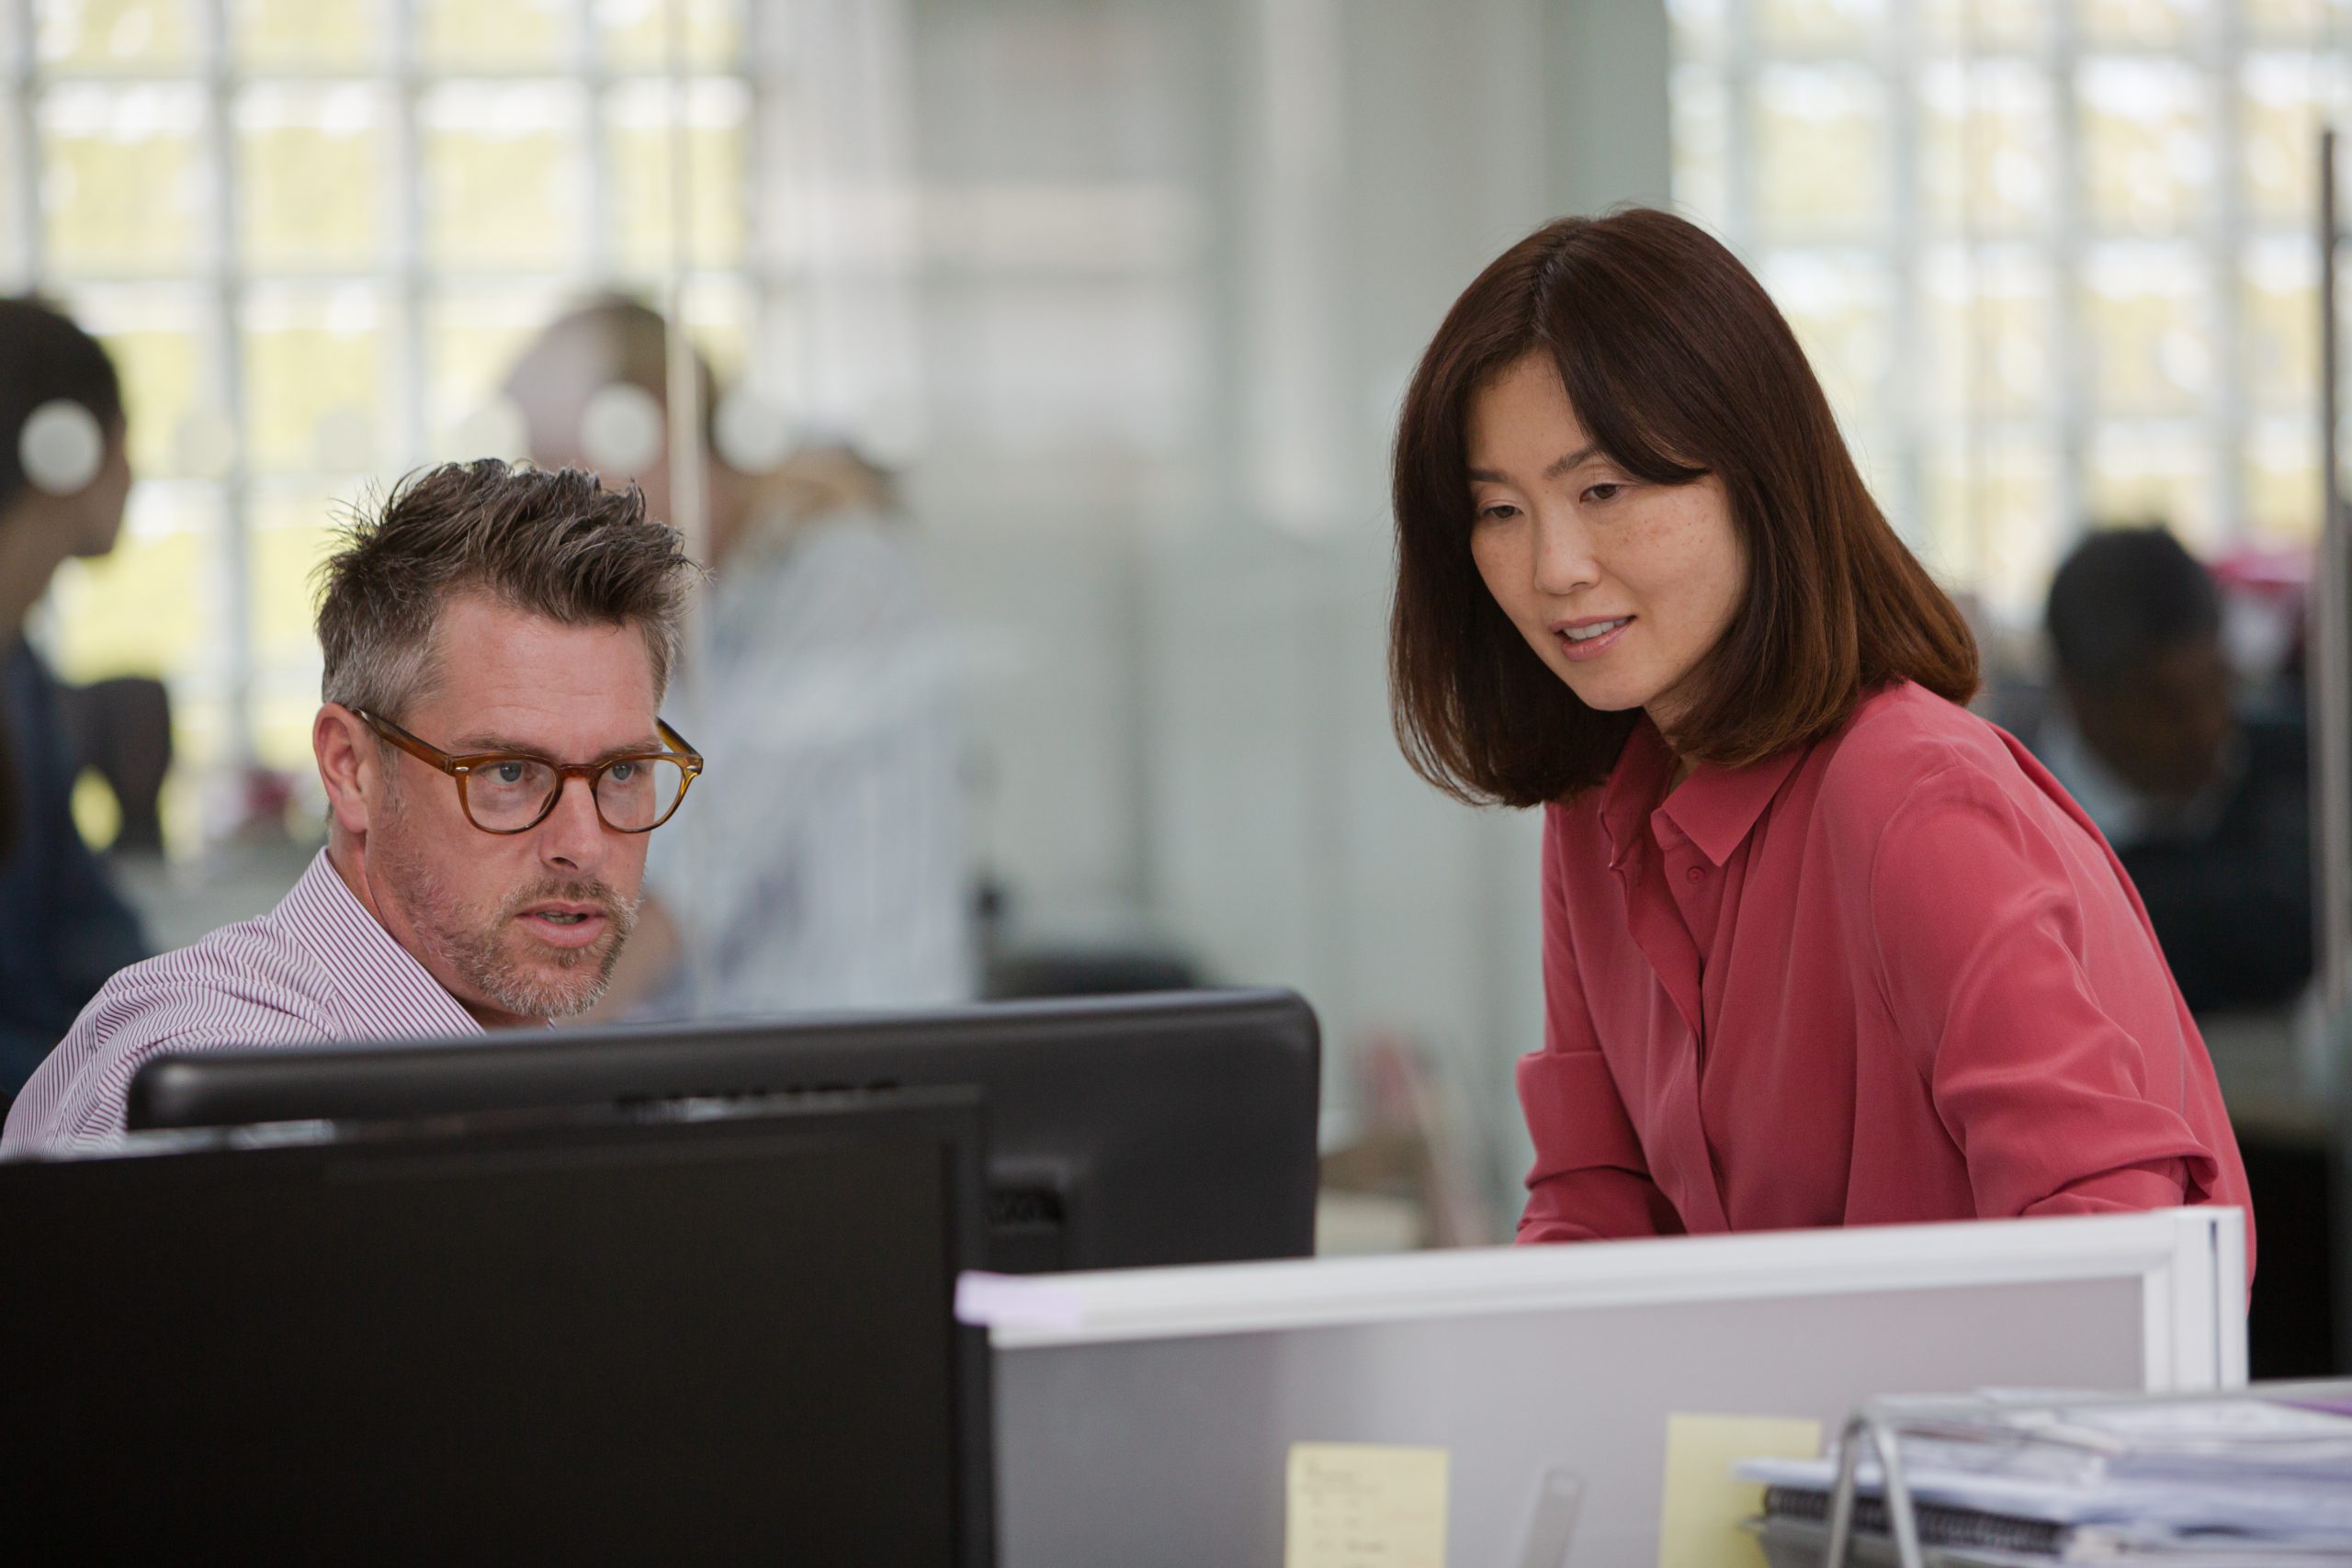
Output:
[372, 777, 639, 1021]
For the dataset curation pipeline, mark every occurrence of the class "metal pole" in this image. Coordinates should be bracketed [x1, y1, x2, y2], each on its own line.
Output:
[2310, 129, 2352, 1377]
[2312, 130, 2349, 1078]
[199, 0, 254, 774]
[661, 0, 713, 1021]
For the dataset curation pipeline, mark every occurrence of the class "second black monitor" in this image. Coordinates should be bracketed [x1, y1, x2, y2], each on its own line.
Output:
[5, 1092, 992, 1562]
[129, 987, 1321, 1273]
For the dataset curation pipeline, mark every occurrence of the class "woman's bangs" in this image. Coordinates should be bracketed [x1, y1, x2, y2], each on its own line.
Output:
[1549, 341, 1709, 490]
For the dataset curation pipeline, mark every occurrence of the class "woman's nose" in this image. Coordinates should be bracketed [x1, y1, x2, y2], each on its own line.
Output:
[1532, 512, 1600, 595]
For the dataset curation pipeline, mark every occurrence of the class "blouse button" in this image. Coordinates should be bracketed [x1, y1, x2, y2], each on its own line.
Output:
[1684, 866, 1705, 884]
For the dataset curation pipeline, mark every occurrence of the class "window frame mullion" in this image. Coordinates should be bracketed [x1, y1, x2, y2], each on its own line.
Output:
[2208, 0, 2251, 548]
[2049, 0, 2091, 564]
[578, 0, 611, 287]
[5, 0, 39, 289]
[1883, 0, 1925, 549]
[386, 0, 428, 468]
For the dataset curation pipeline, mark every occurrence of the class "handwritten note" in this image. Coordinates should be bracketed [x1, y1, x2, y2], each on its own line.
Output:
[1655, 1413, 1823, 1568]
[1285, 1441, 1450, 1568]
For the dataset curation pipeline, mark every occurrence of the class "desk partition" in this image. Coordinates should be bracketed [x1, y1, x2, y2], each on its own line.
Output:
[967, 1207, 2245, 1567]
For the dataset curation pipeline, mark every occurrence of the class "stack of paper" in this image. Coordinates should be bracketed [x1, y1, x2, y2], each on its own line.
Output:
[1734, 1389, 2352, 1565]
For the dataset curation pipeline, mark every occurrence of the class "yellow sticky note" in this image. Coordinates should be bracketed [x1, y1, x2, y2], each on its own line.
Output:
[1655, 1413, 1822, 1568]
[1285, 1441, 1450, 1568]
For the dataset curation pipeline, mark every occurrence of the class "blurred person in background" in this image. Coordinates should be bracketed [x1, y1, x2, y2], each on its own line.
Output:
[2036, 526, 2312, 1015]
[503, 299, 970, 1019]
[0, 298, 149, 1105]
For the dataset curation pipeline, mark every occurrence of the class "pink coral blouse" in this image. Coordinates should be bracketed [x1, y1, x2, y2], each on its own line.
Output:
[1517, 681, 2254, 1269]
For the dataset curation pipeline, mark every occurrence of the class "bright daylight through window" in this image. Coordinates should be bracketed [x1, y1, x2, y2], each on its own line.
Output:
[1, 0, 770, 852]
[1670, 0, 2352, 619]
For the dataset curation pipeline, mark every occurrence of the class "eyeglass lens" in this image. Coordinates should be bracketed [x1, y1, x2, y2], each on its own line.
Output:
[467, 756, 689, 831]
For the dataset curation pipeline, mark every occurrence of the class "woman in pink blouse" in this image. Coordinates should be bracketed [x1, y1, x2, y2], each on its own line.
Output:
[1389, 209, 2253, 1261]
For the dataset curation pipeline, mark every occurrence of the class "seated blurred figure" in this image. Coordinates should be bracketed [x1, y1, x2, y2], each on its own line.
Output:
[503, 299, 971, 1016]
[0, 299, 149, 1099]
[2037, 525, 2312, 1014]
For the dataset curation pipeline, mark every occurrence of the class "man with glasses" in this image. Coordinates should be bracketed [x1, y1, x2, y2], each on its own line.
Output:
[1, 459, 700, 1155]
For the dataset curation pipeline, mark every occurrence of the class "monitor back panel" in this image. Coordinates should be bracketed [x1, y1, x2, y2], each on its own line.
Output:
[2, 1104, 991, 1563]
[128, 987, 1322, 1272]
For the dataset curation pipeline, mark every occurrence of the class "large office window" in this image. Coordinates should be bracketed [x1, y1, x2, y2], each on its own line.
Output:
[1, 0, 784, 851]
[1671, 0, 2352, 618]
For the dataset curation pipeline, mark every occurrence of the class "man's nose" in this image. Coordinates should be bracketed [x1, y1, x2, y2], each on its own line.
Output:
[537, 775, 610, 874]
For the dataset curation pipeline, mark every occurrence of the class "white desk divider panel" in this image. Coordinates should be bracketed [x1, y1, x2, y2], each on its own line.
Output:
[962, 1207, 2246, 1568]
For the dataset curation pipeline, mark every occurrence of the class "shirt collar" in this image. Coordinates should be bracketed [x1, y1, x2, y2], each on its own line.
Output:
[1599, 716, 1808, 869]
[276, 849, 486, 1037]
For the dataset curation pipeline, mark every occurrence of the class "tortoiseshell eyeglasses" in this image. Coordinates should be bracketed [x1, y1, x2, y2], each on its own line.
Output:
[356, 709, 703, 835]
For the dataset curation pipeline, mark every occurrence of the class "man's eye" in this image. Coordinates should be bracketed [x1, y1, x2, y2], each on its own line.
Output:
[1583, 483, 1623, 503]
[492, 762, 528, 784]
[607, 761, 639, 784]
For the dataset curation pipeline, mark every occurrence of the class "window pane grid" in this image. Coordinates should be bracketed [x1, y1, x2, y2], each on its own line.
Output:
[6, 0, 783, 850]
[1678, 0, 2352, 620]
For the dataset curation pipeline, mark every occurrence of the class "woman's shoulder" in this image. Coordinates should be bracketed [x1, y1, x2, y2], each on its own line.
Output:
[1541, 789, 1604, 844]
[1805, 681, 2035, 829]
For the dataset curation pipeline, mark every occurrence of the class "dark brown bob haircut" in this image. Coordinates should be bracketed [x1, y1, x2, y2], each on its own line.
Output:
[1389, 209, 1977, 807]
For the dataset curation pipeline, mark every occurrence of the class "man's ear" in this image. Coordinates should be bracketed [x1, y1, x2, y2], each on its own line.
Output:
[314, 704, 379, 837]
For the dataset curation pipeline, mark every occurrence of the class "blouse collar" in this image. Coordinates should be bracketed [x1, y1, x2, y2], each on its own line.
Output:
[1598, 715, 1809, 870]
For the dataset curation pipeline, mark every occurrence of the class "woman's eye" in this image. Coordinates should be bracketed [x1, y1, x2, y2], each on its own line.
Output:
[1582, 483, 1623, 503]
[1476, 502, 1519, 522]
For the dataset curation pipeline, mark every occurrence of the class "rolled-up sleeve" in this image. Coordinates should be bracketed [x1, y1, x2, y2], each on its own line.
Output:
[1517, 813, 1684, 1244]
[1866, 763, 2222, 1222]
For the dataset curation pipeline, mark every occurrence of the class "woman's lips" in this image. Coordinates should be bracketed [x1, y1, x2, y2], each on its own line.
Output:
[1554, 616, 1632, 661]
[518, 909, 609, 950]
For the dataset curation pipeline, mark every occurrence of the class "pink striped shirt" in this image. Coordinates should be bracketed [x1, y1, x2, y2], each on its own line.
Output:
[1, 850, 481, 1156]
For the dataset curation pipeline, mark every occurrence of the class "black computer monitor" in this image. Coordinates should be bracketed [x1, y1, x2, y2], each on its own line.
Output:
[4, 1092, 993, 1563]
[129, 987, 1322, 1273]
